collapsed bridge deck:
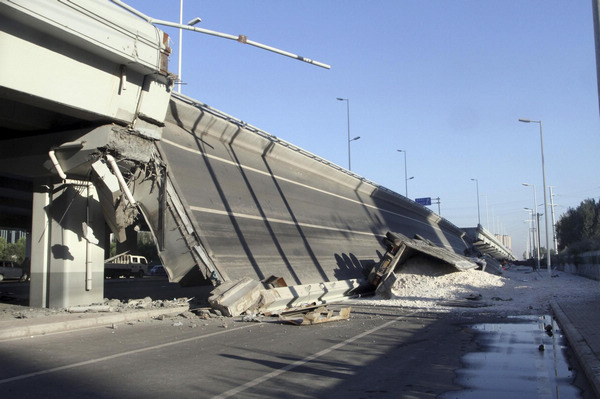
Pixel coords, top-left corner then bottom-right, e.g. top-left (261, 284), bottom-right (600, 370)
top-left (138, 94), bottom-right (470, 286)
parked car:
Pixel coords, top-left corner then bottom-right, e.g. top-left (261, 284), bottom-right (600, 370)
top-left (0, 260), bottom-right (26, 282)
top-left (150, 265), bottom-right (167, 277)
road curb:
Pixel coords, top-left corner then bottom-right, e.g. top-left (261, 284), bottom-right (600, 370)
top-left (551, 301), bottom-right (600, 398)
top-left (0, 305), bottom-right (189, 340)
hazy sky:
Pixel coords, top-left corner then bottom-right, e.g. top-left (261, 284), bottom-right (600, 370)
top-left (122, 0), bottom-right (599, 259)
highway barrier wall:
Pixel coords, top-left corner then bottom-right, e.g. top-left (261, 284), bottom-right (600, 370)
top-left (555, 250), bottom-right (600, 281)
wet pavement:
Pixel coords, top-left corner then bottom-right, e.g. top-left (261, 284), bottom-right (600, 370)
top-left (441, 315), bottom-right (585, 399)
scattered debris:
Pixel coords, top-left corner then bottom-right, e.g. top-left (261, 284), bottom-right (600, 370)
top-left (241, 312), bottom-right (262, 323)
top-left (465, 293), bottom-right (482, 301)
top-left (438, 300), bottom-right (490, 308)
top-left (262, 275), bottom-right (287, 288)
top-left (68, 305), bottom-right (112, 313)
top-left (279, 306), bottom-right (351, 325)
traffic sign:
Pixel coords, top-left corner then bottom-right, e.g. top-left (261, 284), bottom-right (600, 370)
top-left (415, 197), bottom-right (432, 206)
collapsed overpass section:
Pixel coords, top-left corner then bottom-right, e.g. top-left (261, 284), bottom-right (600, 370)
top-left (0, 0), bottom-right (475, 307)
top-left (129, 93), bottom-right (471, 286)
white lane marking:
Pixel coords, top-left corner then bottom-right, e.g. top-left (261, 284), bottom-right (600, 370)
top-left (0, 325), bottom-right (251, 385)
top-left (190, 206), bottom-right (378, 237)
top-left (161, 138), bottom-right (437, 232)
top-left (212, 316), bottom-right (403, 399)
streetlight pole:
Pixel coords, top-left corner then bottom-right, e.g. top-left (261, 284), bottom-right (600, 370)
top-left (549, 186), bottom-right (558, 253)
top-left (524, 208), bottom-right (534, 260)
top-left (337, 98), bottom-right (359, 171)
top-left (523, 183), bottom-right (541, 271)
top-left (397, 150), bottom-right (409, 197)
top-left (482, 194), bottom-right (490, 230)
top-left (519, 118), bottom-right (552, 276)
top-left (471, 178), bottom-right (481, 227)
top-left (178, 0), bottom-right (183, 93)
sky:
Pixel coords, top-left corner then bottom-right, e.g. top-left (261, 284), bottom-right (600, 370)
top-left (121, 0), bottom-right (600, 260)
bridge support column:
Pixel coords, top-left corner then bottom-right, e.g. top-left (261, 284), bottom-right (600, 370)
top-left (30, 181), bottom-right (106, 308)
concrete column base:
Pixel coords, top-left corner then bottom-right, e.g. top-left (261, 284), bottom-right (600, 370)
top-left (30, 181), bottom-right (106, 308)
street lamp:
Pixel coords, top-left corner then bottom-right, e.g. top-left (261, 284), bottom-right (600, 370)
top-left (176, 0), bottom-right (202, 94)
top-left (337, 98), bottom-right (359, 171)
top-left (523, 183), bottom-right (541, 271)
top-left (482, 194), bottom-right (490, 230)
top-left (396, 150), bottom-right (413, 197)
top-left (471, 178), bottom-right (481, 227)
top-left (523, 208), bottom-right (535, 260)
top-left (519, 118), bottom-right (552, 276)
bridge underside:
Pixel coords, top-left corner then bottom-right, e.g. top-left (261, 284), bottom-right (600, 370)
top-left (463, 226), bottom-right (514, 261)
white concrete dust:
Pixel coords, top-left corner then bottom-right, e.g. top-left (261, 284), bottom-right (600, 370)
top-left (352, 256), bottom-right (600, 316)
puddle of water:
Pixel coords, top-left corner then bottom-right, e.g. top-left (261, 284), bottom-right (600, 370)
top-left (441, 315), bottom-right (583, 399)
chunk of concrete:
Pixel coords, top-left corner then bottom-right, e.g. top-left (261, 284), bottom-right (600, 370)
top-left (208, 277), bottom-right (262, 317)
top-left (279, 306), bottom-right (351, 325)
top-left (258, 278), bottom-right (364, 314)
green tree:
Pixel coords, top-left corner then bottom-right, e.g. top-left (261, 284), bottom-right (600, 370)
top-left (9, 237), bottom-right (26, 264)
top-left (0, 236), bottom-right (26, 263)
top-left (0, 237), bottom-right (7, 260)
top-left (137, 231), bottom-right (159, 264)
top-left (556, 198), bottom-right (600, 252)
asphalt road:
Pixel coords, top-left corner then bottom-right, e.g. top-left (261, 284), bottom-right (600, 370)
top-left (0, 302), bottom-right (477, 399)
top-left (0, 279), bottom-right (594, 398)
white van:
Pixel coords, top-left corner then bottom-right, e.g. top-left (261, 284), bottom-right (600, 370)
top-left (104, 253), bottom-right (150, 278)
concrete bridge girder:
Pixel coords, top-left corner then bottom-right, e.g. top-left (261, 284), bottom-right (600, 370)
top-left (0, 0), bottom-right (174, 137)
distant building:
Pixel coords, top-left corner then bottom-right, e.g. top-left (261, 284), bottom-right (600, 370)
top-left (495, 234), bottom-right (512, 251)
top-left (0, 228), bottom-right (27, 244)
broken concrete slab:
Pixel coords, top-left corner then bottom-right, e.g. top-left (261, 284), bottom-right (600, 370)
top-left (258, 278), bottom-right (364, 314)
top-left (208, 277), bottom-right (262, 317)
top-left (279, 306), bottom-right (351, 325)
top-left (399, 234), bottom-right (478, 271)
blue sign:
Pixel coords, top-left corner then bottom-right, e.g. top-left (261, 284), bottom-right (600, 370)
top-left (415, 197), bottom-right (431, 206)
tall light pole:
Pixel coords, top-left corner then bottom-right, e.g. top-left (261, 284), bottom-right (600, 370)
top-left (337, 98), bottom-right (359, 171)
top-left (522, 183), bottom-right (539, 269)
top-left (524, 208), bottom-right (534, 260)
top-left (519, 118), bottom-right (551, 276)
top-left (549, 186), bottom-right (558, 252)
top-left (175, 0), bottom-right (202, 94)
top-left (471, 178), bottom-right (481, 227)
top-left (178, 0), bottom-right (183, 93)
top-left (396, 150), bottom-right (412, 197)
top-left (482, 194), bottom-right (490, 229)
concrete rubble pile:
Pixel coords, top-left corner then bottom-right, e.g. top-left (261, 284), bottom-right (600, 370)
top-left (206, 231), bottom-right (483, 319)
top-left (41, 232), bottom-right (486, 324)
top-left (367, 232), bottom-right (480, 299)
